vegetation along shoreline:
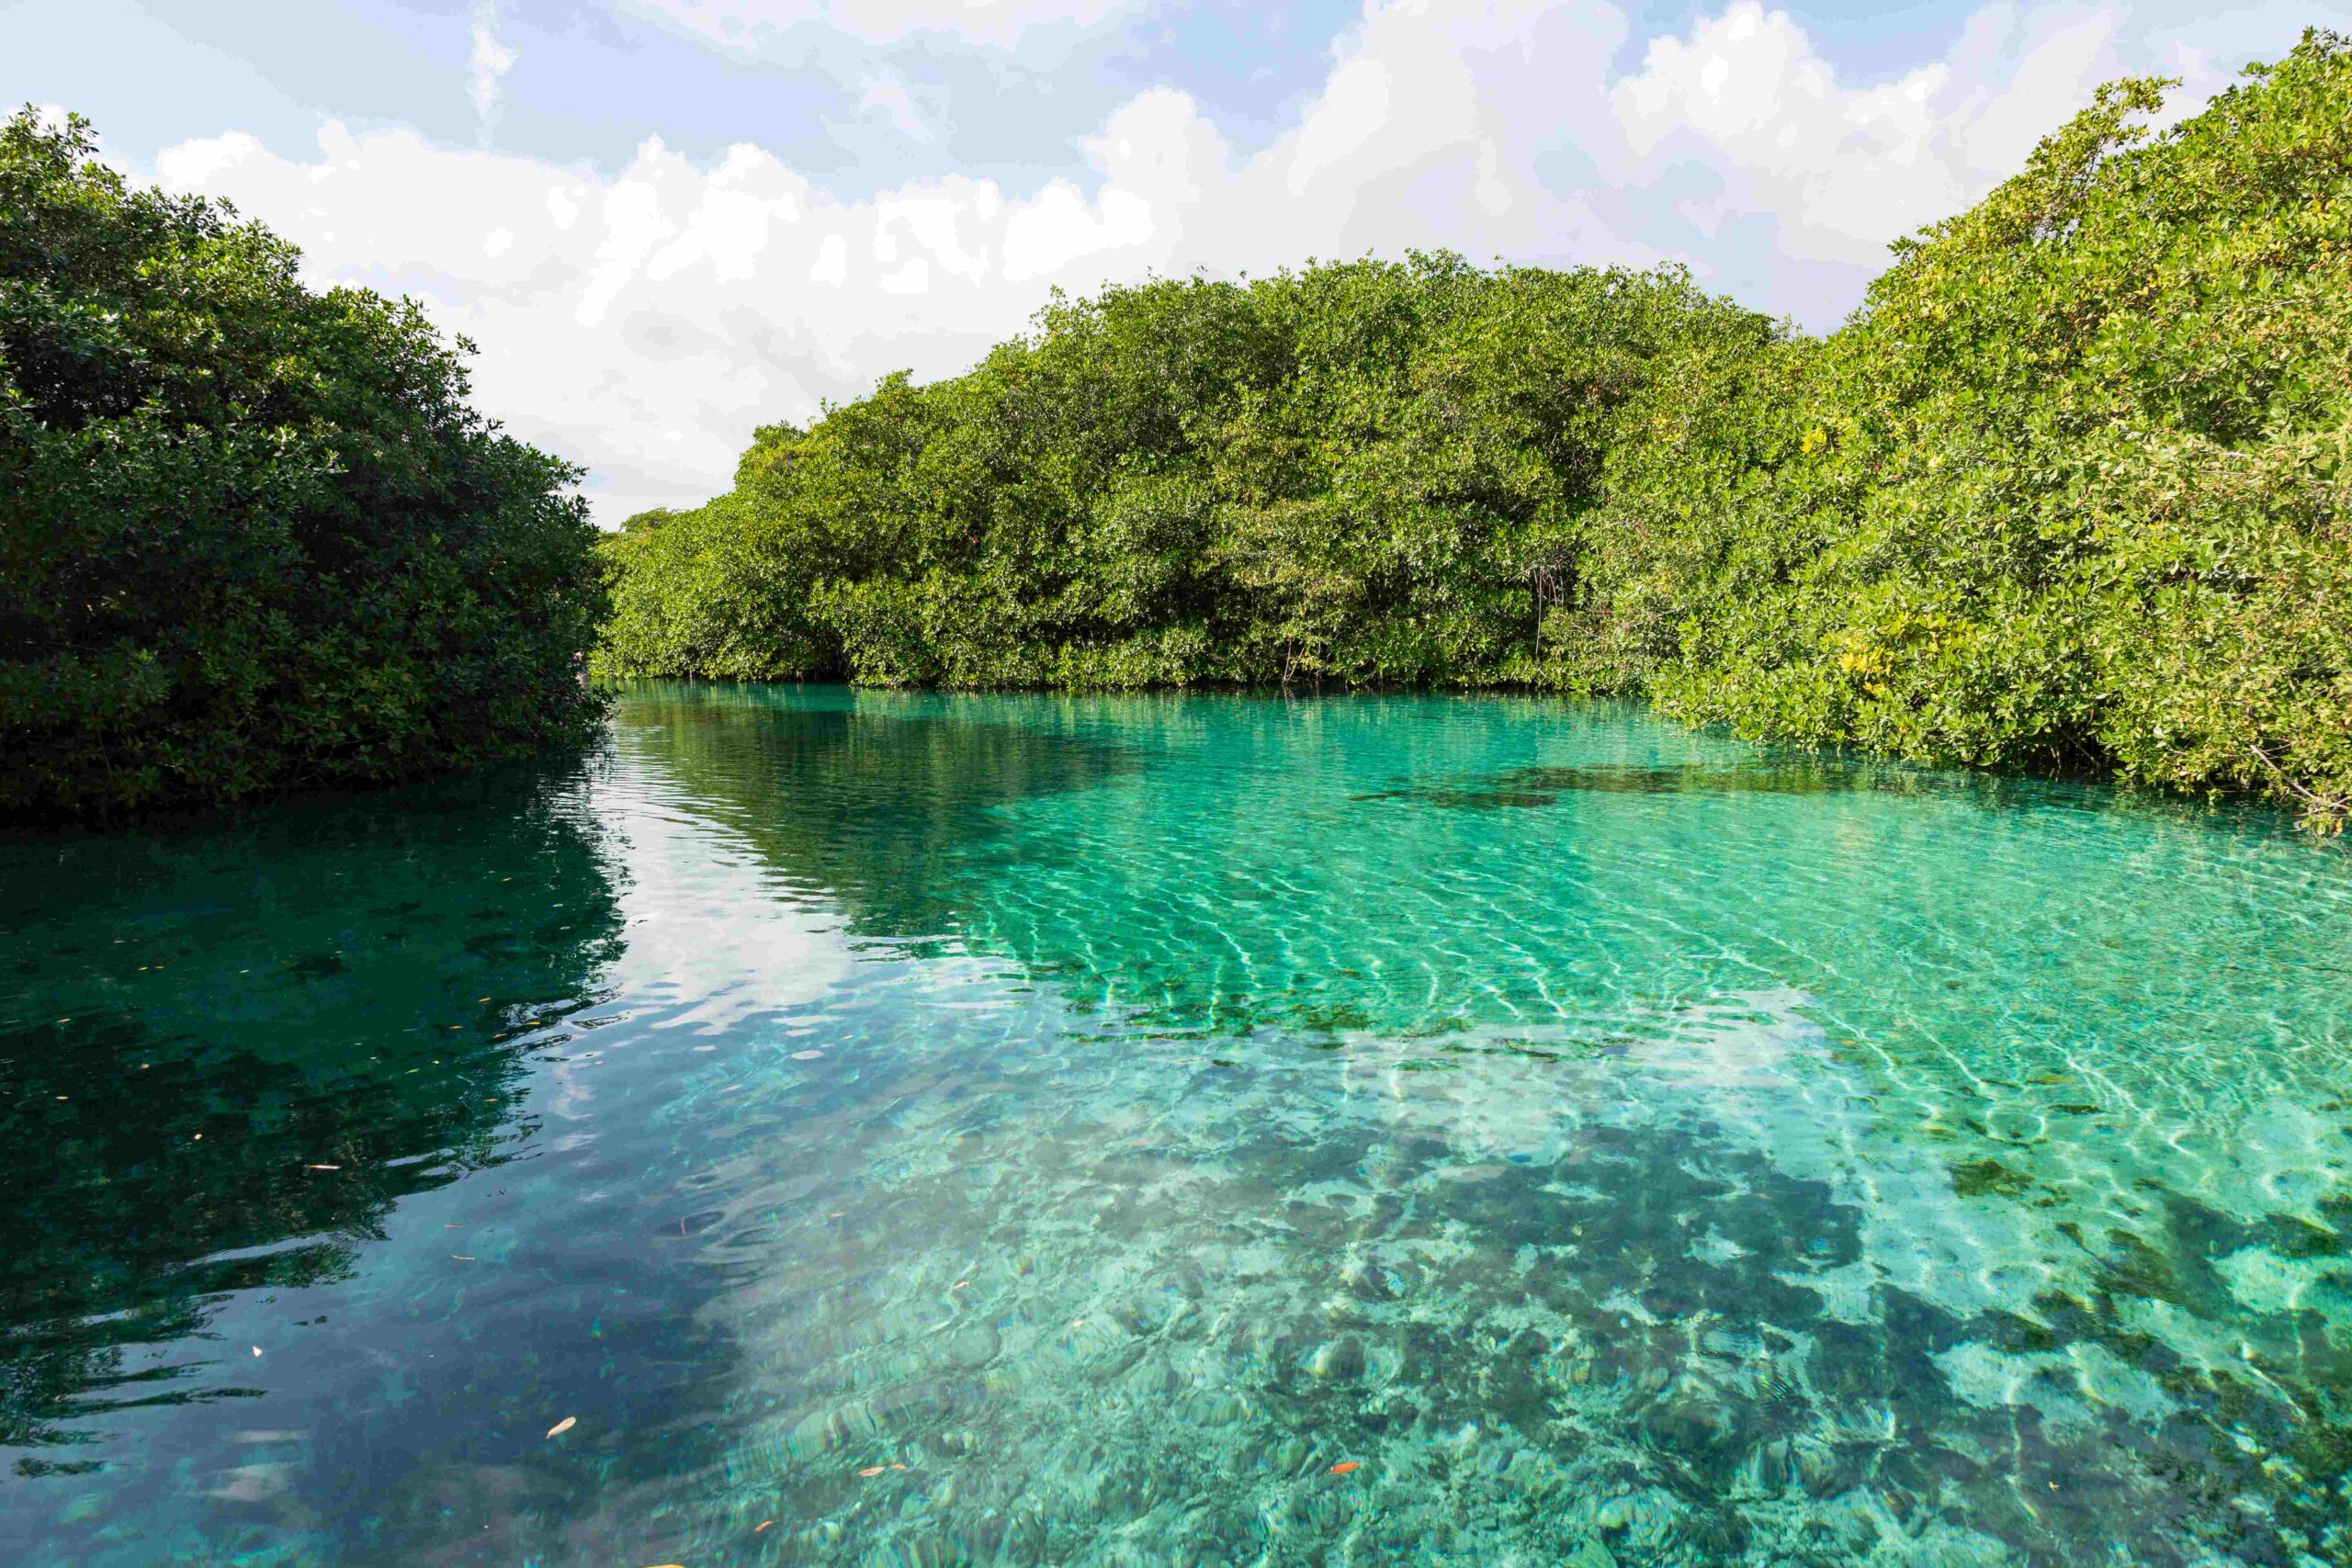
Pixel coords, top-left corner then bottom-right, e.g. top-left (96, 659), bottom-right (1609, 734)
top-left (6, 32), bottom-right (2348, 828)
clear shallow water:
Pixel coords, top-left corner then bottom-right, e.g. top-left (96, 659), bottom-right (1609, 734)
top-left (5, 686), bottom-right (2351, 1568)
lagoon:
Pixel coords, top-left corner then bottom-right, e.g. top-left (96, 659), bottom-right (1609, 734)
top-left (5, 684), bottom-right (2350, 1566)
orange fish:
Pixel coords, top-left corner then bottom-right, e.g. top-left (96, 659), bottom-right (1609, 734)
top-left (1329, 1461), bottom-right (1362, 1475)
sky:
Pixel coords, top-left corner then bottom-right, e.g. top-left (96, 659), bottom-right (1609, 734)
top-left (4, 0), bottom-right (2345, 521)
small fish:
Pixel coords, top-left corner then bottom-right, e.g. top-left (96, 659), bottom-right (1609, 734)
top-left (857, 1465), bottom-right (886, 1477)
top-left (547, 1416), bottom-right (577, 1438)
top-left (450, 1255), bottom-right (476, 1261)
top-left (251, 1347), bottom-right (263, 1358)
top-left (792, 1049), bottom-right (824, 1060)
top-left (306, 1164), bottom-right (340, 1171)
top-left (1329, 1461), bottom-right (1362, 1475)
top-left (753, 1520), bottom-right (775, 1533)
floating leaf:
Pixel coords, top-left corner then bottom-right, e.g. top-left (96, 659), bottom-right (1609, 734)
top-left (547, 1416), bottom-right (576, 1438)
top-left (1329, 1461), bottom-right (1361, 1475)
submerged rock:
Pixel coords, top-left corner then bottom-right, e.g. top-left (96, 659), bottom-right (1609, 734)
top-left (1310, 1337), bottom-right (1366, 1382)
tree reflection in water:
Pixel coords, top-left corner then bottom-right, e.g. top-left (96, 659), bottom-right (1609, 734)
top-left (0, 761), bottom-right (623, 1467)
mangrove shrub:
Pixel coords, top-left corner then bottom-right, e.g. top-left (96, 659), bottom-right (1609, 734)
top-left (1, 110), bottom-right (607, 821)
top-left (1615, 34), bottom-right (2352, 827)
top-left (598, 258), bottom-right (1778, 690)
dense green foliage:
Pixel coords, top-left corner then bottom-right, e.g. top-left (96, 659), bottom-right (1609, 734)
top-left (1618, 36), bottom-right (2352, 829)
top-left (601, 34), bottom-right (2351, 826)
top-left (2, 111), bottom-right (607, 821)
top-left (600, 261), bottom-right (1776, 691)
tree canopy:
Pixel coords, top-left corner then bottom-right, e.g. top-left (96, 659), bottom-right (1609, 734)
top-left (599, 255), bottom-right (1778, 691)
top-left (1, 110), bottom-right (607, 821)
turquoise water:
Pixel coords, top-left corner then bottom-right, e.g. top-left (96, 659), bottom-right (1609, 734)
top-left (6, 684), bottom-right (2352, 1567)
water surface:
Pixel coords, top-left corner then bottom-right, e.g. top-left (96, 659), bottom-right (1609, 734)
top-left (6, 685), bottom-right (2351, 1567)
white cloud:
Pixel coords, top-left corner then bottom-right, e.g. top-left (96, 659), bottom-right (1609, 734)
top-left (633, 0), bottom-right (1133, 51)
top-left (1284, 58), bottom-right (1392, 197)
top-left (469, 2), bottom-right (519, 136)
top-left (1611, 1), bottom-right (2131, 266)
top-left (809, 232), bottom-right (849, 283)
top-left (141, 0), bottom-right (2345, 521)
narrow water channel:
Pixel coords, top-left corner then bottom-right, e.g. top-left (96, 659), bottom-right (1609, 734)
top-left (5, 684), bottom-right (2348, 1567)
